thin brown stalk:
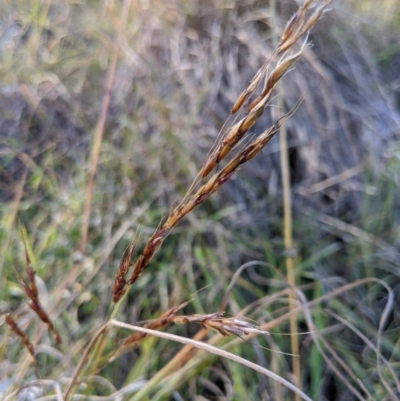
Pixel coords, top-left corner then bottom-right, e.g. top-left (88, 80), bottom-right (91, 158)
top-left (281, 67), bottom-right (302, 401)
top-left (271, 0), bottom-right (301, 396)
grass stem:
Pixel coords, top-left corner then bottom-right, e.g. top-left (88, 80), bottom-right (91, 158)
top-left (271, 0), bottom-right (301, 397)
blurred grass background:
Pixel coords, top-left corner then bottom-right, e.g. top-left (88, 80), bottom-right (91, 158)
top-left (0, 0), bottom-right (399, 400)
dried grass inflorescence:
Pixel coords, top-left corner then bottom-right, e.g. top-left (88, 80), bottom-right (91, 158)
top-left (112, 0), bottom-right (330, 303)
top-left (171, 313), bottom-right (269, 338)
top-left (4, 313), bottom-right (35, 360)
top-left (118, 305), bottom-right (267, 352)
top-left (120, 302), bottom-right (188, 347)
top-left (20, 246), bottom-right (62, 344)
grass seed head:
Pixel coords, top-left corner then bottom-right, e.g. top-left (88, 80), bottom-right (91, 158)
top-left (279, 8), bottom-right (307, 50)
top-left (4, 313), bottom-right (36, 360)
top-left (113, 243), bottom-right (135, 302)
top-left (121, 302), bottom-right (188, 347)
top-left (20, 244), bottom-right (62, 344)
top-left (172, 313), bottom-right (269, 337)
top-left (300, 1), bottom-right (330, 36)
top-left (115, 0), bottom-right (329, 303)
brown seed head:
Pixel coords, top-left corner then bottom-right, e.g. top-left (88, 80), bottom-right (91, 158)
top-left (112, 243), bottom-right (135, 302)
top-left (121, 302), bottom-right (188, 347)
top-left (300, 1), bottom-right (330, 36)
top-left (171, 312), bottom-right (269, 338)
top-left (4, 313), bottom-right (36, 359)
top-left (230, 67), bottom-right (265, 114)
top-left (303, 0), bottom-right (315, 9)
top-left (19, 245), bottom-right (62, 344)
top-left (279, 8), bottom-right (306, 49)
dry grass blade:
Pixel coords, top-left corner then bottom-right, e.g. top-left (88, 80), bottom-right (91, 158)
top-left (109, 320), bottom-right (313, 401)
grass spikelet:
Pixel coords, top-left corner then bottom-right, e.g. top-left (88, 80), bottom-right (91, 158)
top-left (112, 243), bottom-right (135, 302)
top-left (271, 48), bottom-right (304, 85)
top-left (230, 66), bottom-right (267, 115)
top-left (19, 248), bottom-right (39, 304)
top-left (127, 227), bottom-right (167, 285)
top-left (20, 245), bottom-right (61, 344)
top-left (201, 1), bottom-right (329, 179)
top-left (300, 1), bottom-right (330, 36)
top-left (121, 302), bottom-right (188, 348)
top-left (303, 0), bottom-right (314, 8)
top-left (280, 8), bottom-right (307, 49)
top-left (171, 313), bottom-right (269, 337)
top-left (4, 313), bottom-right (35, 361)
top-left (279, 0), bottom-right (330, 53)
